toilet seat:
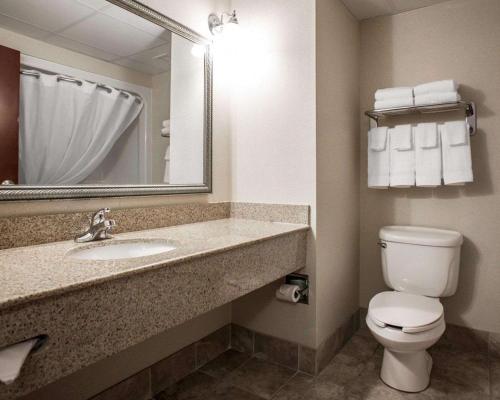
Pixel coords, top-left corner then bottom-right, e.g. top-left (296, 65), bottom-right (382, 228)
top-left (368, 291), bottom-right (443, 333)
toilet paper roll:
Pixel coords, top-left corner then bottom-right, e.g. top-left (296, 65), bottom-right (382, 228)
top-left (276, 284), bottom-right (301, 303)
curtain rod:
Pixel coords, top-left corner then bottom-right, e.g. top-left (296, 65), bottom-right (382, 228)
top-left (20, 69), bottom-right (143, 104)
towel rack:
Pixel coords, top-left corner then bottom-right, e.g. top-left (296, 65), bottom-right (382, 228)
top-left (365, 101), bottom-right (476, 136)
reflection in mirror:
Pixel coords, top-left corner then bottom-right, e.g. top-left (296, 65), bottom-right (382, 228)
top-left (0, 0), bottom-right (208, 188)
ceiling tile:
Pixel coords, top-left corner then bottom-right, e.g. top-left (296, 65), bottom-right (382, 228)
top-left (341, 0), bottom-right (392, 20)
top-left (0, 0), bottom-right (95, 32)
top-left (114, 58), bottom-right (167, 75)
top-left (390, 0), bottom-right (451, 13)
top-left (100, 4), bottom-right (172, 41)
top-left (0, 13), bottom-right (51, 40)
top-left (58, 13), bottom-right (166, 57)
top-left (75, 0), bottom-right (109, 11)
top-left (45, 34), bottom-right (119, 61)
top-left (128, 43), bottom-right (171, 70)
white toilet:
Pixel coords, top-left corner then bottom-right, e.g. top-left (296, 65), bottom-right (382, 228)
top-left (366, 225), bottom-right (463, 393)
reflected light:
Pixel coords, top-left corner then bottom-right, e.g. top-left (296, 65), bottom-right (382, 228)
top-left (191, 44), bottom-right (205, 58)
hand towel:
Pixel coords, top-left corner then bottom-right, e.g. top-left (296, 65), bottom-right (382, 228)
top-left (375, 87), bottom-right (413, 101)
top-left (389, 125), bottom-right (415, 187)
top-left (414, 80), bottom-right (459, 96)
top-left (415, 123), bottom-right (442, 187)
top-left (368, 127), bottom-right (390, 189)
top-left (441, 121), bottom-right (473, 185)
top-left (374, 97), bottom-right (414, 110)
top-left (163, 144), bottom-right (170, 183)
top-left (0, 338), bottom-right (38, 384)
top-left (414, 92), bottom-right (461, 106)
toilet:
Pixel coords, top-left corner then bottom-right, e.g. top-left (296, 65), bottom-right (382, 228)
top-left (366, 225), bottom-right (463, 393)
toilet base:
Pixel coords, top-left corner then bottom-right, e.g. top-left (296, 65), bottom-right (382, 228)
top-left (380, 348), bottom-right (433, 393)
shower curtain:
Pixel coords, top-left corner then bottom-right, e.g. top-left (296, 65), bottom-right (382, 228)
top-left (19, 71), bottom-right (143, 185)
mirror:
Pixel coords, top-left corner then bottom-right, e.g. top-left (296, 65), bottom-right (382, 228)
top-left (0, 0), bottom-right (212, 200)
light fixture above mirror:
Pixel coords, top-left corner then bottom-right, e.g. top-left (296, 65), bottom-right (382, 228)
top-left (208, 10), bottom-right (239, 36)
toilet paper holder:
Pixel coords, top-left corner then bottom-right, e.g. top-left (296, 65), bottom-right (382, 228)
top-left (285, 273), bottom-right (309, 304)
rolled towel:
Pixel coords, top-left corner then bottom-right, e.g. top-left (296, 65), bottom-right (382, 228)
top-left (441, 121), bottom-right (473, 185)
top-left (389, 125), bottom-right (415, 187)
top-left (414, 92), bottom-right (461, 106)
top-left (374, 97), bottom-right (414, 110)
top-left (414, 80), bottom-right (458, 96)
top-left (368, 127), bottom-right (390, 189)
top-left (415, 123), bottom-right (442, 187)
top-left (375, 87), bottom-right (413, 101)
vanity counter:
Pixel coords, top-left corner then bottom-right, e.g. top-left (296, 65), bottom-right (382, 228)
top-left (0, 217), bottom-right (308, 400)
top-left (0, 218), bottom-right (308, 310)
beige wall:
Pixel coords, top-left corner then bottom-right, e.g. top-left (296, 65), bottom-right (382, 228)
top-left (229, 0), bottom-right (317, 348)
top-left (359, 0), bottom-right (500, 333)
top-left (315, 0), bottom-right (360, 346)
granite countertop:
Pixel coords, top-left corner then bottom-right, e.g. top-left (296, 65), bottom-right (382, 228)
top-left (0, 218), bottom-right (309, 310)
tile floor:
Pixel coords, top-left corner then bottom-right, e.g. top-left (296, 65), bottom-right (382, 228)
top-left (154, 327), bottom-right (499, 400)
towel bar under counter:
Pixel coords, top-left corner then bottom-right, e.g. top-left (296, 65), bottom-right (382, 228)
top-left (365, 101), bottom-right (476, 136)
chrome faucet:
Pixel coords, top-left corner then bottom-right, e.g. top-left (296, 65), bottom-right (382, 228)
top-left (75, 208), bottom-right (116, 243)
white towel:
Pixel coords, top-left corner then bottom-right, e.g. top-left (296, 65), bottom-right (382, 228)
top-left (162, 119), bottom-right (170, 128)
top-left (414, 80), bottom-right (458, 96)
top-left (163, 144), bottom-right (170, 183)
top-left (374, 97), bottom-right (414, 110)
top-left (368, 127), bottom-right (390, 189)
top-left (375, 87), bottom-right (413, 101)
top-left (415, 123), bottom-right (442, 187)
top-left (414, 92), bottom-right (461, 106)
top-left (441, 121), bottom-right (473, 185)
top-left (389, 125), bottom-right (415, 187)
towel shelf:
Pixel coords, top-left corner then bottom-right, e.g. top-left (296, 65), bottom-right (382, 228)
top-left (365, 101), bottom-right (476, 136)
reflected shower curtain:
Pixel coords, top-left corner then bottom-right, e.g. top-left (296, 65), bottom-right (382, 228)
top-left (19, 72), bottom-right (143, 185)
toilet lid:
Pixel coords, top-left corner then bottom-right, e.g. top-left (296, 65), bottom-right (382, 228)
top-left (368, 291), bottom-right (443, 332)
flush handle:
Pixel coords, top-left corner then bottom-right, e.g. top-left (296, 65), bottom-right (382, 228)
top-left (377, 240), bottom-right (387, 248)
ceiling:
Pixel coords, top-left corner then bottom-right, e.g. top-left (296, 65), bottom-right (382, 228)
top-left (341, 0), bottom-right (452, 20)
top-left (0, 0), bottom-right (172, 75)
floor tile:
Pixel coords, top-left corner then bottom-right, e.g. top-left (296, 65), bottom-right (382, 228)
top-left (232, 324), bottom-right (254, 354)
top-left (200, 349), bottom-right (251, 379)
top-left (154, 371), bottom-right (263, 400)
top-left (223, 357), bottom-right (296, 399)
top-left (151, 345), bottom-right (196, 394)
top-left (254, 332), bottom-right (298, 369)
top-left (429, 347), bottom-right (490, 394)
top-left (492, 359), bottom-right (500, 399)
top-left (196, 325), bottom-right (231, 368)
top-left (272, 372), bottom-right (347, 400)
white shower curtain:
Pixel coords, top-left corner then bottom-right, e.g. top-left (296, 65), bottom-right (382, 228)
top-left (19, 71), bottom-right (144, 185)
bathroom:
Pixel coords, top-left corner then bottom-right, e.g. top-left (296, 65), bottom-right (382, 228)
top-left (0, 0), bottom-right (498, 399)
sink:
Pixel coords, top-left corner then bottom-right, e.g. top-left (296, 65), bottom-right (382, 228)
top-left (67, 239), bottom-right (176, 261)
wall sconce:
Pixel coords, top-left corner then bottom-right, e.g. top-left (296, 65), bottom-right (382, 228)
top-left (208, 10), bottom-right (239, 36)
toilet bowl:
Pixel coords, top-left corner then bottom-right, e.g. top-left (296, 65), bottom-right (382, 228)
top-left (366, 291), bottom-right (446, 392)
top-left (368, 225), bottom-right (463, 393)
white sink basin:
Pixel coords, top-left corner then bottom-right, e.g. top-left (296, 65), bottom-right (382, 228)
top-left (67, 239), bottom-right (176, 261)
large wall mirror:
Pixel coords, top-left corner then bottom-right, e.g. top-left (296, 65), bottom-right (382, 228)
top-left (0, 0), bottom-right (212, 200)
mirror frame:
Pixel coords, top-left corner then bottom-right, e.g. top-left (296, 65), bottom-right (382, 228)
top-left (0, 0), bottom-right (213, 200)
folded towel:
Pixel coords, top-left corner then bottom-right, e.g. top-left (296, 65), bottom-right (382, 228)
top-left (161, 127), bottom-right (170, 137)
top-left (368, 127), bottom-right (390, 189)
top-left (415, 123), bottom-right (442, 187)
top-left (375, 87), bottom-right (413, 101)
top-left (414, 92), bottom-right (461, 106)
top-left (369, 126), bottom-right (388, 151)
top-left (414, 80), bottom-right (458, 96)
top-left (374, 97), bottom-right (414, 110)
top-left (162, 119), bottom-right (170, 128)
top-left (391, 124), bottom-right (413, 150)
top-left (389, 125), bottom-right (415, 187)
top-left (441, 121), bottom-right (473, 185)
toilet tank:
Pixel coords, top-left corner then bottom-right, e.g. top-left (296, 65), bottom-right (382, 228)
top-left (379, 226), bottom-right (463, 297)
